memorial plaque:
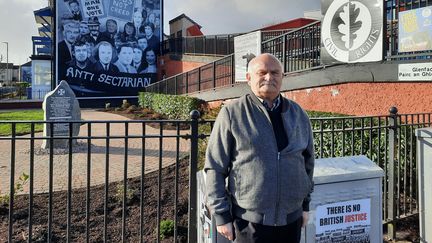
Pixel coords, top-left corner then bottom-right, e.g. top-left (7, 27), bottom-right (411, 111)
top-left (42, 80), bottom-right (81, 149)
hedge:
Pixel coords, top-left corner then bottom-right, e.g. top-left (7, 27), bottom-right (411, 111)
top-left (138, 92), bottom-right (203, 119)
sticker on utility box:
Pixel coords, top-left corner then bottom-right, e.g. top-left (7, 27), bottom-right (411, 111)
top-left (315, 198), bottom-right (371, 243)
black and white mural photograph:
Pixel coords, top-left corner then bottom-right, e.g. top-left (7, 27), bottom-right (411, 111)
top-left (56, 0), bottom-right (161, 97)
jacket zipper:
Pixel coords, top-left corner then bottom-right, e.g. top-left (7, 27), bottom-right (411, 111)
top-left (275, 152), bottom-right (281, 225)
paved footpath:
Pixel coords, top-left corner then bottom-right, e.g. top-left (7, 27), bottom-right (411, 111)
top-left (0, 110), bottom-right (190, 194)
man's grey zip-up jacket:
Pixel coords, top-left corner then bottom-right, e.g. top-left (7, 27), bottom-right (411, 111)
top-left (204, 93), bottom-right (315, 226)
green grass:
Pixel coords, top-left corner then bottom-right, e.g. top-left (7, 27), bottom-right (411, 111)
top-left (0, 110), bottom-right (44, 136)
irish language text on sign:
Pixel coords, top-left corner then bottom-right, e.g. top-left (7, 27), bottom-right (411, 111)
top-left (398, 63), bottom-right (432, 81)
top-left (315, 198), bottom-right (371, 243)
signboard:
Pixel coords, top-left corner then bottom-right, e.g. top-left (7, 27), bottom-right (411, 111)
top-left (315, 198), bottom-right (371, 242)
top-left (320, 0), bottom-right (383, 64)
top-left (398, 63), bottom-right (432, 81)
top-left (21, 66), bottom-right (32, 83)
top-left (82, 0), bottom-right (105, 18)
top-left (108, 0), bottom-right (134, 19)
top-left (234, 31), bottom-right (261, 82)
top-left (398, 6), bottom-right (432, 53)
top-left (56, 0), bottom-right (162, 97)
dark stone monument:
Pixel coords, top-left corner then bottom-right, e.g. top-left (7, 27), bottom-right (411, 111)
top-left (41, 81), bottom-right (81, 149)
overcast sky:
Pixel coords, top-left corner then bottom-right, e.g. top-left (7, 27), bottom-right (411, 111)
top-left (0, 0), bottom-right (320, 65)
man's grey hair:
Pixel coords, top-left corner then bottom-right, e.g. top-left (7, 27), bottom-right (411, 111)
top-left (246, 53), bottom-right (283, 73)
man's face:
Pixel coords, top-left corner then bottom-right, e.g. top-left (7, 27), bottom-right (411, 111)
top-left (133, 11), bottom-right (143, 27)
top-left (148, 13), bottom-right (155, 24)
top-left (137, 38), bottom-right (148, 50)
top-left (98, 44), bottom-right (112, 65)
top-left (89, 24), bottom-right (99, 36)
top-left (64, 26), bottom-right (80, 44)
top-left (74, 45), bottom-right (88, 62)
top-left (69, 2), bottom-right (79, 13)
top-left (79, 23), bottom-right (89, 35)
top-left (118, 47), bottom-right (134, 65)
top-left (133, 48), bottom-right (143, 63)
top-left (246, 54), bottom-right (283, 101)
top-left (144, 26), bottom-right (153, 37)
top-left (125, 24), bottom-right (134, 35)
top-left (146, 50), bottom-right (156, 65)
top-left (106, 20), bottom-right (117, 33)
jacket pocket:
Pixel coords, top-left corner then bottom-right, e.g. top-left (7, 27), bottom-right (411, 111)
top-left (279, 153), bottom-right (312, 205)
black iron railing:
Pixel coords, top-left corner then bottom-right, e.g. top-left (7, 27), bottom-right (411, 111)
top-left (385, 0), bottom-right (432, 60)
top-left (0, 113), bottom-right (201, 243)
top-left (146, 54), bottom-right (235, 95)
top-left (151, 1), bottom-right (432, 96)
top-left (0, 87), bottom-right (50, 100)
top-left (162, 35), bottom-right (241, 56)
top-left (1, 108), bottom-right (430, 241)
top-left (261, 21), bottom-right (321, 73)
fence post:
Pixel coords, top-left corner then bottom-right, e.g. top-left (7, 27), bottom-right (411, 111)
top-left (282, 35), bottom-right (287, 73)
top-left (231, 55), bottom-right (235, 84)
top-left (388, 106), bottom-right (398, 240)
top-left (188, 110), bottom-right (200, 243)
top-left (198, 67), bottom-right (201, 92)
top-left (186, 74), bottom-right (189, 94)
top-left (213, 62), bottom-right (217, 89)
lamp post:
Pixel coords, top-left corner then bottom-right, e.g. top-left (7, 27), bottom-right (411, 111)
top-left (2, 42), bottom-right (8, 82)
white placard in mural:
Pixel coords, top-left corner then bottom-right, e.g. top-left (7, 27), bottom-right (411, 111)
top-left (315, 198), bottom-right (371, 242)
top-left (234, 31), bottom-right (261, 82)
top-left (320, 0), bottom-right (383, 64)
top-left (398, 63), bottom-right (432, 81)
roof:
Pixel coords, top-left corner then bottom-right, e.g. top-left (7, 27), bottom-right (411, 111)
top-left (34, 7), bottom-right (52, 25)
top-left (186, 25), bottom-right (204, 36)
top-left (0, 63), bottom-right (15, 69)
top-left (258, 18), bottom-right (318, 31)
top-left (169, 13), bottom-right (202, 28)
top-left (21, 61), bottom-right (32, 67)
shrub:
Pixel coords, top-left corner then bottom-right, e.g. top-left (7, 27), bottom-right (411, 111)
top-left (0, 172), bottom-right (29, 205)
top-left (138, 92), bottom-right (203, 119)
top-left (159, 219), bottom-right (174, 240)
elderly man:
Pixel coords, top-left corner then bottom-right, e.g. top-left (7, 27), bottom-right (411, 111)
top-left (205, 53), bottom-right (315, 243)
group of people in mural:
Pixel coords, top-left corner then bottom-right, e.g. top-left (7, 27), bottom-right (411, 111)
top-left (57, 0), bottom-right (161, 96)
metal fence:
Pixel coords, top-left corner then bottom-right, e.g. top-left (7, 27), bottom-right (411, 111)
top-left (261, 21), bottom-right (321, 73)
top-left (162, 35), bottom-right (240, 56)
top-left (385, 0), bottom-right (432, 60)
top-left (162, 30), bottom-right (293, 56)
top-left (1, 108), bottom-right (431, 242)
top-left (146, 54), bottom-right (235, 95)
top-left (0, 114), bottom-right (201, 243)
top-left (0, 87), bottom-right (50, 100)
top-left (151, 0), bottom-right (432, 95)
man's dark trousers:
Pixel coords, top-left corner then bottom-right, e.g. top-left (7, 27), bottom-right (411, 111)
top-left (233, 215), bottom-right (303, 243)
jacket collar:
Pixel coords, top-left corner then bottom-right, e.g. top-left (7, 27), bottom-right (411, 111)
top-left (249, 92), bottom-right (289, 114)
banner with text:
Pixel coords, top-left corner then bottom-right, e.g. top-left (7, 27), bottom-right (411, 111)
top-left (234, 31), bottom-right (261, 82)
top-left (320, 0), bottom-right (383, 64)
top-left (398, 62), bottom-right (432, 81)
top-left (399, 6), bottom-right (432, 53)
top-left (56, 0), bottom-right (162, 97)
top-left (315, 198), bottom-right (371, 243)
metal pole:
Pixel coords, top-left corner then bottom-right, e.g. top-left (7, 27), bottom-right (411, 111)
top-left (388, 106), bottom-right (398, 240)
top-left (188, 110), bottom-right (200, 243)
top-left (2, 42), bottom-right (8, 82)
